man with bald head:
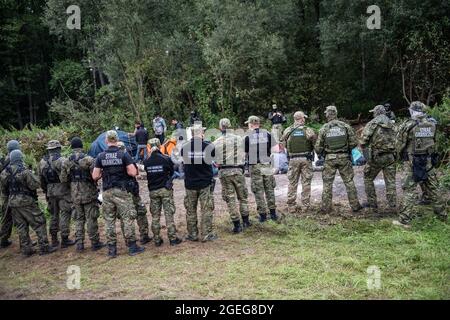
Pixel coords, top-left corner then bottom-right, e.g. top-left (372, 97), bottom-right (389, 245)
top-left (280, 111), bottom-right (317, 214)
top-left (361, 105), bottom-right (397, 212)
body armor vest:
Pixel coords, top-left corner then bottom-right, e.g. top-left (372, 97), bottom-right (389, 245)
top-left (413, 120), bottom-right (436, 155)
top-left (7, 166), bottom-right (37, 198)
top-left (287, 127), bottom-right (313, 155)
top-left (69, 153), bottom-right (93, 183)
top-left (99, 149), bottom-right (129, 191)
top-left (44, 154), bottom-right (61, 184)
top-left (325, 124), bottom-right (348, 152)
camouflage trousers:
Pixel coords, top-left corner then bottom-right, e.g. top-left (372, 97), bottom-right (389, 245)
top-left (120, 195), bottom-right (149, 240)
top-left (287, 157), bottom-right (313, 208)
top-left (322, 155), bottom-right (360, 211)
top-left (73, 201), bottom-right (100, 244)
top-left (150, 188), bottom-right (178, 241)
top-left (10, 203), bottom-right (49, 255)
top-left (364, 153), bottom-right (397, 208)
top-left (102, 188), bottom-right (137, 246)
top-left (272, 124), bottom-right (283, 143)
top-left (399, 164), bottom-right (446, 224)
top-left (0, 203), bottom-right (13, 242)
top-left (219, 171), bottom-right (249, 222)
top-left (184, 186), bottom-right (214, 240)
top-left (47, 195), bottom-right (72, 238)
top-left (249, 163), bottom-right (276, 214)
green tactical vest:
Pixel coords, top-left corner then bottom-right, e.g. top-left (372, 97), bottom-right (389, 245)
top-left (325, 124), bottom-right (348, 152)
top-left (413, 120), bottom-right (436, 155)
top-left (287, 127), bottom-right (312, 155)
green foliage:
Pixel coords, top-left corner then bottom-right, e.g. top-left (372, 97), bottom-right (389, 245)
top-left (49, 60), bottom-right (89, 99)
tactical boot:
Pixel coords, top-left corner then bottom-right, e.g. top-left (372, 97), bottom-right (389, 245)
top-left (242, 216), bottom-right (252, 229)
top-left (39, 245), bottom-right (57, 256)
top-left (270, 209), bottom-right (279, 221)
top-left (186, 235), bottom-right (199, 242)
top-left (392, 220), bottom-right (411, 229)
top-left (128, 241), bottom-right (145, 256)
top-left (108, 244), bottom-right (117, 258)
top-left (61, 237), bottom-right (76, 248)
top-left (259, 213), bottom-right (267, 223)
top-left (352, 205), bottom-right (363, 213)
top-left (232, 220), bottom-right (243, 234)
top-left (140, 234), bottom-right (152, 245)
top-left (154, 238), bottom-right (164, 247)
top-left (91, 241), bottom-right (106, 252)
top-left (202, 233), bottom-right (218, 242)
top-left (23, 248), bottom-right (36, 257)
top-left (51, 234), bottom-right (59, 248)
top-left (0, 239), bottom-right (12, 249)
top-left (76, 242), bottom-right (85, 252)
top-left (169, 238), bottom-right (183, 246)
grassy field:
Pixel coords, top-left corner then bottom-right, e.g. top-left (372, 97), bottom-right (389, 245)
top-left (0, 210), bottom-right (448, 300)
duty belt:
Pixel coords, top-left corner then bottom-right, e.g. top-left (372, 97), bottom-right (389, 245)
top-left (220, 165), bottom-right (244, 170)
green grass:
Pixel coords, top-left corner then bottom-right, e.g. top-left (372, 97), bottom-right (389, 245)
top-left (0, 214), bottom-right (449, 300)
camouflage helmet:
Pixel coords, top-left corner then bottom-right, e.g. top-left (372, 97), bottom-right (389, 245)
top-left (148, 138), bottom-right (161, 148)
top-left (47, 140), bottom-right (62, 150)
top-left (410, 101), bottom-right (426, 112)
top-left (369, 105), bottom-right (386, 115)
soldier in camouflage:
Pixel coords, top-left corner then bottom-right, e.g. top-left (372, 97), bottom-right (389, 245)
top-left (0, 140), bottom-right (21, 248)
top-left (394, 101), bottom-right (447, 227)
top-left (245, 116), bottom-right (278, 222)
top-left (361, 105), bottom-right (397, 212)
top-left (144, 138), bottom-right (182, 246)
top-left (38, 140), bottom-right (75, 248)
top-left (213, 118), bottom-right (251, 233)
top-left (181, 124), bottom-right (217, 242)
top-left (60, 137), bottom-right (105, 252)
top-left (117, 141), bottom-right (151, 245)
top-left (315, 106), bottom-right (362, 213)
top-left (280, 111), bottom-right (317, 214)
top-left (92, 131), bottom-right (145, 257)
top-left (0, 150), bottom-right (57, 257)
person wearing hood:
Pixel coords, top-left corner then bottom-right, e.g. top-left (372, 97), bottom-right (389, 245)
top-left (60, 137), bottom-right (105, 252)
top-left (0, 150), bottom-right (57, 257)
top-left (394, 101), bottom-right (447, 227)
top-left (0, 140), bottom-right (21, 248)
top-left (361, 105), bottom-right (397, 212)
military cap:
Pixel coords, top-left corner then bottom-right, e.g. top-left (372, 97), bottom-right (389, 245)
top-left (245, 116), bottom-right (261, 125)
top-left (148, 138), bottom-right (161, 148)
top-left (106, 130), bottom-right (119, 142)
top-left (369, 105), bottom-right (386, 114)
top-left (294, 111), bottom-right (308, 120)
top-left (410, 101), bottom-right (425, 112)
top-left (219, 118), bottom-right (231, 129)
top-left (324, 106), bottom-right (338, 114)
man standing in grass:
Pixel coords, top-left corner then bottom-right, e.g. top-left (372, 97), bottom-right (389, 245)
top-left (280, 111), bottom-right (316, 214)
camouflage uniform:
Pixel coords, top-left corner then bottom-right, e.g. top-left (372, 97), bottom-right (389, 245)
top-left (120, 194), bottom-right (149, 241)
top-left (361, 106), bottom-right (397, 209)
top-left (0, 154), bottom-right (13, 246)
top-left (150, 188), bottom-right (178, 241)
top-left (280, 117), bottom-right (316, 211)
top-left (0, 162), bottom-right (53, 256)
top-left (60, 149), bottom-right (101, 245)
top-left (213, 130), bottom-right (249, 222)
top-left (184, 187), bottom-right (214, 240)
top-left (102, 188), bottom-right (137, 245)
top-left (396, 102), bottom-right (446, 224)
top-left (38, 148), bottom-right (73, 242)
top-left (315, 106), bottom-right (362, 212)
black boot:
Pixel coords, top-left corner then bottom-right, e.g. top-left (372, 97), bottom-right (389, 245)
top-left (23, 248), bottom-right (36, 257)
top-left (169, 238), bottom-right (183, 246)
top-left (154, 238), bottom-right (164, 247)
top-left (76, 242), bottom-right (85, 252)
top-left (51, 234), bottom-right (59, 248)
top-left (259, 213), bottom-right (267, 223)
top-left (91, 240), bottom-right (106, 252)
top-left (242, 216), bottom-right (252, 229)
top-left (61, 236), bottom-right (76, 248)
top-left (270, 209), bottom-right (278, 221)
top-left (0, 239), bottom-right (12, 249)
top-left (352, 205), bottom-right (363, 213)
top-left (128, 241), bottom-right (145, 256)
top-left (39, 245), bottom-right (57, 256)
top-left (232, 220), bottom-right (243, 234)
top-left (108, 244), bottom-right (117, 258)
top-left (140, 234), bottom-right (152, 245)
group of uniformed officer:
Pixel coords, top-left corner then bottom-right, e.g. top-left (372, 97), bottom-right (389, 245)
top-left (0, 101), bottom-right (447, 258)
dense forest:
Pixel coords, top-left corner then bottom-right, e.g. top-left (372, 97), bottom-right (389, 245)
top-left (1, 0), bottom-right (449, 135)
